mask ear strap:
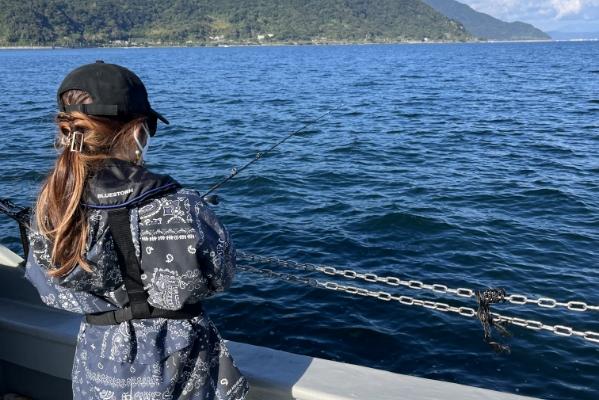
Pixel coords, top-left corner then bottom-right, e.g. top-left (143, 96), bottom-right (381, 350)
top-left (141, 121), bottom-right (150, 137)
top-left (134, 123), bottom-right (151, 165)
top-left (133, 130), bottom-right (144, 151)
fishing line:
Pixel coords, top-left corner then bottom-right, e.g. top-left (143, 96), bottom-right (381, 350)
top-left (201, 105), bottom-right (342, 205)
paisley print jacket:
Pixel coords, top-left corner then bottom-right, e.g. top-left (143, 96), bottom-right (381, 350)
top-left (24, 158), bottom-right (250, 400)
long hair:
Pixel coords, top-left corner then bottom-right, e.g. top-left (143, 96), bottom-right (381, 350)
top-left (35, 89), bottom-right (148, 277)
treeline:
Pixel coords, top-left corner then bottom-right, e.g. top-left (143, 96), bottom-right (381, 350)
top-left (0, 0), bottom-right (472, 46)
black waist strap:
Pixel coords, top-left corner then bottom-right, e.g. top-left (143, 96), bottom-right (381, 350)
top-left (85, 302), bottom-right (205, 325)
top-left (85, 208), bottom-right (203, 325)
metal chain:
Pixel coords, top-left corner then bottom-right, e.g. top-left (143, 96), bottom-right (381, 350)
top-left (238, 263), bottom-right (599, 345)
top-left (238, 264), bottom-right (479, 318)
top-left (502, 294), bottom-right (599, 312)
top-left (238, 264), bottom-right (321, 288)
top-left (238, 251), bottom-right (599, 313)
top-left (491, 313), bottom-right (599, 344)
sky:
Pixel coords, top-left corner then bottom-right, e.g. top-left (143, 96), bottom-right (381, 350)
top-left (459, 0), bottom-right (599, 32)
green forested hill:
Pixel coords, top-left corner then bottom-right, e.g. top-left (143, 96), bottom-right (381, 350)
top-left (422, 0), bottom-right (549, 40)
top-left (0, 0), bottom-right (472, 46)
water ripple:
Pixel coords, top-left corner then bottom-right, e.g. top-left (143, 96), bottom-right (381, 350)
top-left (1, 42), bottom-right (598, 400)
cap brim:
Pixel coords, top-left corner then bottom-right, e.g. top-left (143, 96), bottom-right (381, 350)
top-left (151, 109), bottom-right (169, 125)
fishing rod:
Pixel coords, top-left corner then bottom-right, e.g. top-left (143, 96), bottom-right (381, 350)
top-left (0, 198), bottom-right (31, 258)
top-left (0, 105), bottom-right (339, 249)
top-left (0, 198), bottom-right (30, 228)
top-left (201, 106), bottom-right (339, 205)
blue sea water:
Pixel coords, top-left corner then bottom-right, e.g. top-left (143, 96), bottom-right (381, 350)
top-left (0, 42), bottom-right (598, 399)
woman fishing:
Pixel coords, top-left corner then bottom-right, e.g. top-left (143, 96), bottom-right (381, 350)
top-left (24, 61), bottom-right (250, 400)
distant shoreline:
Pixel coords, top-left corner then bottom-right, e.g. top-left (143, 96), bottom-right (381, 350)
top-left (2, 41), bottom-right (468, 50)
top-left (1, 38), bottom-right (597, 50)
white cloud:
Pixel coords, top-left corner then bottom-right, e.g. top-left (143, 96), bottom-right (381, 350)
top-left (552, 0), bottom-right (582, 18)
top-left (460, 0), bottom-right (599, 30)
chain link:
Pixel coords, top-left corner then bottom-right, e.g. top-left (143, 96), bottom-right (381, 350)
top-left (238, 263), bottom-right (599, 345)
top-left (238, 251), bottom-right (599, 314)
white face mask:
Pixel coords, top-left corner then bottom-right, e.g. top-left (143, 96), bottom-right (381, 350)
top-left (134, 122), bottom-right (151, 165)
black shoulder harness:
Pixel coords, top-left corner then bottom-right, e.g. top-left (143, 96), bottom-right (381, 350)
top-left (85, 208), bottom-right (204, 325)
top-left (84, 160), bottom-right (203, 325)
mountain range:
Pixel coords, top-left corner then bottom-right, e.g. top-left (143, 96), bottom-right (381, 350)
top-left (0, 0), bottom-right (471, 46)
top-left (423, 0), bottom-right (550, 41)
top-left (0, 0), bottom-right (549, 47)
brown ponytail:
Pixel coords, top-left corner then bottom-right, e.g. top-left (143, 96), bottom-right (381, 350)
top-left (36, 89), bottom-right (148, 277)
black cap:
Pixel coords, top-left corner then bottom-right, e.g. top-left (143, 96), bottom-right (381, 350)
top-left (57, 60), bottom-right (168, 136)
